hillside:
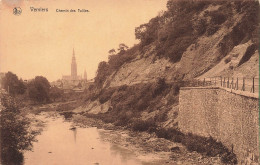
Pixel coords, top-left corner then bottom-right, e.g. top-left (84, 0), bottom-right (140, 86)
top-left (93, 1), bottom-right (258, 90)
top-left (75, 1), bottom-right (259, 163)
top-left (80, 0), bottom-right (259, 130)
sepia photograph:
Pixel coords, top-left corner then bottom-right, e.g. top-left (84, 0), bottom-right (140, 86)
top-left (0, 0), bottom-right (259, 164)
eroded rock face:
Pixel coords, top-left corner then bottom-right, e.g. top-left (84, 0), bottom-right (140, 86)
top-left (177, 4), bottom-right (257, 80)
top-left (104, 47), bottom-right (177, 88)
top-left (198, 40), bottom-right (259, 79)
top-left (83, 100), bottom-right (111, 114)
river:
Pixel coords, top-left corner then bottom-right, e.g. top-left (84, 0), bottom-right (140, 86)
top-left (23, 113), bottom-right (144, 165)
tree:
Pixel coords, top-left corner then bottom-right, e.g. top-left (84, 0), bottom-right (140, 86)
top-left (0, 94), bottom-right (37, 164)
top-left (95, 61), bottom-right (110, 87)
top-left (135, 24), bottom-right (148, 41)
top-left (27, 76), bottom-right (51, 103)
top-left (108, 49), bottom-right (116, 55)
top-left (118, 43), bottom-right (129, 53)
top-left (1, 72), bottom-right (26, 96)
top-left (49, 86), bottom-right (63, 102)
top-left (135, 17), bottom-right (160, 46)
top-left (153, 78), bottom-right (167, 97)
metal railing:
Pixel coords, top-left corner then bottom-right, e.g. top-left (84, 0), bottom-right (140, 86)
top-left (198, 77), bottom-right (259, 94)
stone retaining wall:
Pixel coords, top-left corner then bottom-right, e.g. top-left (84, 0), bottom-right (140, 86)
top-left (179, 87), bottom-right (259, 164)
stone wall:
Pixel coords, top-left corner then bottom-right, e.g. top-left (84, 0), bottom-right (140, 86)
top-left (179, 87), bottom-right (259, 164)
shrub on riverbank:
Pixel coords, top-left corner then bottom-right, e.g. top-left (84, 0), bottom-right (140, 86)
top-left (84, 79), bottom-right (181, 131)
top-left (0, 94), bottom-right (37, 165)
top-left (60, 111), bottom-right (75, 120)
top-left (131, 119), bottom-right (157, 132)
top-left (154, 128), bottom-right (237, 164)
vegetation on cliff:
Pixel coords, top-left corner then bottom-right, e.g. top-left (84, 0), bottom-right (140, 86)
top-left (94, 0), bottom-right (259, 87)
top-left (86, 78), bottom-right (180, 125)
top-left (136, 1), bottom-right (258, 62)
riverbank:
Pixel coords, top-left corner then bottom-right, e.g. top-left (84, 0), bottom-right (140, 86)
top-left (71, 113), bottom-right (223, 164)
top-left (22, 100), bottom-right (228, 165)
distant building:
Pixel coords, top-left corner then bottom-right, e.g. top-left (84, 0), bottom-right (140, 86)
top-left (59, 48), bottom-right (89, 93)
top-left (62, 48), bottom-right (82, 81)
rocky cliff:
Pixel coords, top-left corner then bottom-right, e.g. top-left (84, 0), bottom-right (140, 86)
top-left (96, 1), bottom-right (259, 89)
top-left (80, 0), bottom-right (259, 121)
top-left (78, 1), bottom-right (259, 134)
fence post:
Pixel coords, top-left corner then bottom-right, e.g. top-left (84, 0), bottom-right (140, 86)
top-left (236, 77), bottom-right (238, 90)
top-left (242, 78), bottom-right (245, 91)
top-left (221, 77), bottom-right (222, 87)
top-left (223, 77), bottom-right (225, 87)
top-left (231, 78), bottom-right (233, 89)
top-left (215, 77), bottom-right (216, 86)
top-left (203, 78), bottom-right (205, 86)
top-left (251, 77), bottom-right (255, 93)
top-left (227, 77), bottom-right (229, 88)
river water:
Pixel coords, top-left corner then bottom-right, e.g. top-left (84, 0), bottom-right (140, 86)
top-left (24, 113), bottom-right (143, 165)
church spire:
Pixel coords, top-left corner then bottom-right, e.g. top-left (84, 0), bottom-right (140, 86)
top-left (71, 48), bottom-right (77, 80)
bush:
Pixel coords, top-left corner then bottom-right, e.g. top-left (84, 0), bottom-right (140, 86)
top-left (1, 94), bottom-right (37, 164)
top-left (132, 119), bottom-right (157, 132)
top-left (114, 112), bottom-right (132, 126)
top-left (221, 152), bottom-right (237, 164)
top-left (154, 109), bottom-right (168, 122)
top-left (152, 78), bottom-right (167, 97)
top-left (206, 24), bottom-right (220, 36)
top-left (156, 128), bottom-right (184, 143)
top-left (60, 111), bottom-right (75, 120)
top-left (193, 18), bottom-right (207, 36)
top-left (99, 88), bottom-right (116, 104)
top-left (182, 134), bottom-right (237, 164)
top-left (154, 127), bottom-right (237, 164)
top-left (56, 101), bottom-right (80, 111)
top-left (209, 11), bottom-right (227, 25)
top-left (224, 57), bottom-right (231, 63)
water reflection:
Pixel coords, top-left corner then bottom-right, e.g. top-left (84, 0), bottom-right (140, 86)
top-left (110, 144), bottom-right (137, 164)
top-left (72, 128), bottom-right (77, 143)
top-left (24, 113), bottom-right (143, 165)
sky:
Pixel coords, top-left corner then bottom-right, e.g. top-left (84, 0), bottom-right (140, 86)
top-left (0, 0), bottom-right (167, 81)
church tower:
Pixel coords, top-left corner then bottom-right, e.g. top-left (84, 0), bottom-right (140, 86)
top-left (71, 48), bottom-right (77, 80)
